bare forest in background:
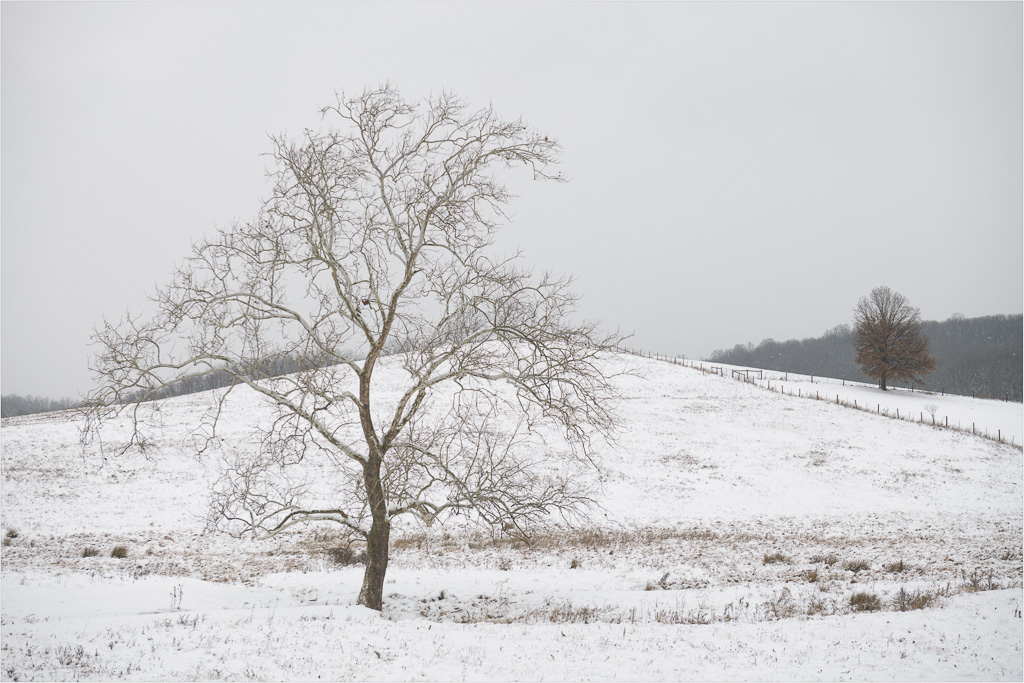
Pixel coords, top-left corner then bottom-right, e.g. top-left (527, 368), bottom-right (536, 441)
top-left (707, 314), bottom-right (1023, 401)
top-left (0, 395), bottom-right (80, 419)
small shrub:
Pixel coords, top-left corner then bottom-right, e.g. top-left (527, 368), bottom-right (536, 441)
top-left (893, 586), bottom-right (934, 611)
top-left (570, 558), bottom-right (581, 569)
top-left (963, 568), bottom-right (999, 592)
top-left (327, 546), bottom-right (366, 566)
top-left (110, 545), bottom-right (128, 559)
top-left (884, 559), bottom-right (908, 573)
top-left (82, 547), bottom-right (100, 558)
top-left (810, 553), bottom-right (838, 566)
top-left (843, 559), bottom-right (870, 573)
top-left (763, 587), bottom-right (796, 619)
top-left (849, 591), bottom-right (881, 612)
top-left (5, 529), bottom-right (18, 539)
top-left (806, 596), bottom-right (833, 616)
top-left (497, 557), bottom-right (512, 571)
top-left (803, 568), bottom-right (819, 583)
top-left (763, 551), bottom-right (791, 565)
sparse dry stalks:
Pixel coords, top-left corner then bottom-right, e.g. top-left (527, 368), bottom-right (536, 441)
top-left (884, 559), bottom-right (908, 573)
top-left (388, 525), bottom-right (722, 556)
top-left (849, 591), bottom-right (881, 612)
top-left (763, 551), bottom-right (792, 565)
top-left (843, 559), bottom-right (870, 574)
top-left (893, 586), bottom-right (935, 611)
top-left (810, 553), bottom-right (839, 566)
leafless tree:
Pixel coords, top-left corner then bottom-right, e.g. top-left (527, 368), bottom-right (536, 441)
top-left (853, 286), bottom-right (935, 391)
top-left (86, 86), bottom-right (625, 611)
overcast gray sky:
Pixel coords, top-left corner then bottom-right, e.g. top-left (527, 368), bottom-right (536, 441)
top-left (3, 1), bottom-right (1021, 399)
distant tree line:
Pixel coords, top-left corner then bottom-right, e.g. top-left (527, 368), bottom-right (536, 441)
top-left (706, 313), bottom-right (1022, 400)
top-left (2, 351), bottom-right (360, 419)
top-left (1, 394), bottom-right (80, 418)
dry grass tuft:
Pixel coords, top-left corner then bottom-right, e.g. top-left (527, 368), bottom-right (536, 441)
top-left (763, 551), bottom-right (792, 565)
top-left (843, 559), bottom-right (870, 573)
top-left (849, 591), bottom-right (881, 612)
top-left (893, 586), bottom-right (935, 611)
top-left (884, 559), bottom-right (908, 573)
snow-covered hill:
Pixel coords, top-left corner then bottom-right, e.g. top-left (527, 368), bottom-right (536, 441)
top-left (2, 352), bottom-right (1021, 680)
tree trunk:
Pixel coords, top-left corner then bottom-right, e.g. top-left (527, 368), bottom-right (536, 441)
top-left (879, 375), bottom-right (887, 391)
top-left (357, 453), bottom-right (390, 611)
top-left (358, 513), bottom-right (390, 611)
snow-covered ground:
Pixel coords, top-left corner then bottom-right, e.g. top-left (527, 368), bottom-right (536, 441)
top-left (2, 353), bottom-right (1021, 680)
top-left (678, 356), bottom-right (1023, 446)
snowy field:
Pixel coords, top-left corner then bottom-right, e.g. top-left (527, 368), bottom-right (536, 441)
top-left (677, 357), bottom-right (1023, 447)
top-left (2, 353), bottom-right (1022, 680)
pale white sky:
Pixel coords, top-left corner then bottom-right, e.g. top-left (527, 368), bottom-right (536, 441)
top-left (2, 1), bottom-right (1021, 398)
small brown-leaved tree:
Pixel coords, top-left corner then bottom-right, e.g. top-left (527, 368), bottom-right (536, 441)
top-left (853, 286), bottom-right (935, 391)
top-left (87, 86), bottom-right (624, 611)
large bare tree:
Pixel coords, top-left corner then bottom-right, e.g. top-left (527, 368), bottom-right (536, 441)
top-left (853, 286), bottom-right (935, 391)
top-left (87, 86), bottom-right (624, 611)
